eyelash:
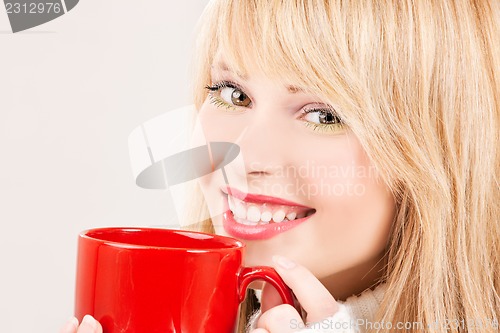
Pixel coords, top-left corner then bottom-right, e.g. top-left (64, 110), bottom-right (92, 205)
top-left (205, 81), bottom-right (245, 111)
top-left (205, 81), bottom-right (345, 134)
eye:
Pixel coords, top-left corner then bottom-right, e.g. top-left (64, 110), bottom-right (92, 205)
top-left (205, 81), bottom-right (252, 109)
top-left (303, 108), bottom-right (342, 125)
top-left (220, 86), bottom-right (251, 107)
top-left (301, 107), bottom-right (345, 134)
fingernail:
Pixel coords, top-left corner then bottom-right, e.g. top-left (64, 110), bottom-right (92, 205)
top-left (82, 315), bottom-right (96, 329)
top-left (61, 317), bottom-right (79, 333)
top-left (272, 255), bottom-right (296, 270)
top-left (69, 317), bottom-right (79, 328)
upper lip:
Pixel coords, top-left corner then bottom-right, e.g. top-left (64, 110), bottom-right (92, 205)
top-left (221, 186), bottom-right (312, 208)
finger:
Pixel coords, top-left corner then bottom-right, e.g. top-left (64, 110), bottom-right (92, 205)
top-left (272, 255), bottom-right (339, 324)
top-left (77, 315), bottom-right (103, 333)
top-left (257, 304), bottom-right (304, 333)
top-left (260, 282), bottom-right (284, 313)
top-left (59, 317), bottom-right (79, 333)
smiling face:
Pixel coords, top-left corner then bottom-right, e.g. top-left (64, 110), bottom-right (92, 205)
top-left (196, 59), bottom-right (396, 298)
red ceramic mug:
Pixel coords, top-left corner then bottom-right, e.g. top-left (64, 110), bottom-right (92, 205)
top-left (74, 227), bottom-right (297, 332)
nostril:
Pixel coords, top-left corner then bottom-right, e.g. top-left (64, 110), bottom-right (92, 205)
top-left (246, 163), bottom-right (282, 176)
top-left (248, 171), bottom-right (271, 176)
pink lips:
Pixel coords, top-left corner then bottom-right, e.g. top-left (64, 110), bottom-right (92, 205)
top-left (221, 186), bottom-right (315, 240)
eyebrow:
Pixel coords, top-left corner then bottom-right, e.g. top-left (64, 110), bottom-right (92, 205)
top-left (211, 61), bottom-right (303, 94)
top-left (286, 85), bottom-right (303, 94)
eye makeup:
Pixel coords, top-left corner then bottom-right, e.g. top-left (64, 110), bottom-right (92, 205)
top-left (205, 80), bottom-right (345, 135)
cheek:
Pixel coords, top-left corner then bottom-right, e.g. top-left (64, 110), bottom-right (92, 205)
top-left (291, 133), bottom-right (378, 206)
top-left (198, 102), bottom-right (244, 143)
top-left (197, 102), bottom-right (249, 230)
top-left (292, 134), bottom-right (395, 273)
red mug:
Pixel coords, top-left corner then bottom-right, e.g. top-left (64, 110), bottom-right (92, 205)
top-left (74, 227), bottom-right (296, 332)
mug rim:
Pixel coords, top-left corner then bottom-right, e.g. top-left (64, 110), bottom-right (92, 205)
top-left (79, 227), bottom-right (245, 251)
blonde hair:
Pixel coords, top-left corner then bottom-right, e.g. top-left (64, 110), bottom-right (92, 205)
top-left (188, 0), bottom-right (500, 332)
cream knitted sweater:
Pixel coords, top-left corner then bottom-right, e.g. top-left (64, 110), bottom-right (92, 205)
top-left (246, 283), bottom-right (386, 333)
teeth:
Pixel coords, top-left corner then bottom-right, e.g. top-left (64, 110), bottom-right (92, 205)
top-left (228, 196), bottom-right (236, 211)
top-left (272, 210), bottom-right (286, 223)
top-left (234, 199), bottom-right (247, 219)
top-left (261, 211), bottom-right (272, 223)
top-left (235, 216), bottom-right (254, 225)
top-left (227, 195), bottom-right (313, 225)
top-left (247, 206), bottom-right (261, 223)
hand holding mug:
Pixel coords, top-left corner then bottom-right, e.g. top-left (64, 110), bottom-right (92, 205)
top-left (252, 256), bottom-right (339, 333)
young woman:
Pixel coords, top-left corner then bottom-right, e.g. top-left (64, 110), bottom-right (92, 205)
top-left (63, 0), bottom-right (499, 332)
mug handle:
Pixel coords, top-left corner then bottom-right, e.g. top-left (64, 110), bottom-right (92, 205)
top-left (238, 266), bottom-right (300, 313)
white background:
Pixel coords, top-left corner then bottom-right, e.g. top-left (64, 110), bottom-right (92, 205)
top-left (0, 1), bottom-right (208, 332)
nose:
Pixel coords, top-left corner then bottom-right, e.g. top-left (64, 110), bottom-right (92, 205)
top-left (232, 110), bottom-right (290, 179)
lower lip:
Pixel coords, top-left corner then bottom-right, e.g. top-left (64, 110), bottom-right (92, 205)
top-left (222, 196), bottom-right (313, 240)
